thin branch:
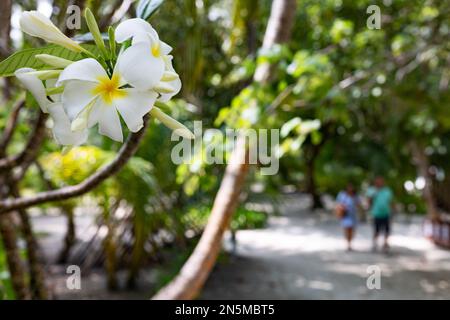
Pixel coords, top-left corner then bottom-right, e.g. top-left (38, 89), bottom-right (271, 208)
top-left (99, 0), bottom-right (125, 30)
top-left (34, 161), bottom-right (56, 190)
top-left (0, 115), bottom-right (149, 214)
top-left (110, 0), bottom-right (134, 25)
top-left (0, 0), bottom-right (12, 99)
top-left (13, 124), bottom-right (49, 183)
top-left (0, 112), bottom-right (48, 171)
top-left (0, 97), bottom-right (25, 156)
top-left (266, 84), bottom-right (294, 114)
top-left (338, 70), bottom-right (367, 89)
top-left (0, 0), bottom-right (12, 58)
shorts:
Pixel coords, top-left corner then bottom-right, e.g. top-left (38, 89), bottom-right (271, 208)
top-left (374, 217), bottom-right (390, 235)
top-left (341, 215), bottom-right (357, 228)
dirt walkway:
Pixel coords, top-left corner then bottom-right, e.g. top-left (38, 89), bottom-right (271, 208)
top-left (201, 194), bottom-right (450, 299)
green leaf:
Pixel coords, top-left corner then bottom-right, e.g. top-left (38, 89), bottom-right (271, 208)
top-left (136, 0), bottom-right (164, 20)
top-left (0, 44), bottom-right (99, 77)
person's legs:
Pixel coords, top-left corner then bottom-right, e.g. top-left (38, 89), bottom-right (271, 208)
top-left (382, 217), bottom-right (391, 251)
top-left (373, 218), bottom-right (380, 251)
top-left (344, 227), bottom-right (354, 251)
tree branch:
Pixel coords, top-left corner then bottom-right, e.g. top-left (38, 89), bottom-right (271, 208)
top-left (0, 0), bottom-right (13, 99)
top-left (99, 0), bottom-right (125, 30)
top-left (0, 111), bottom-right (48, 171)
top-left (0, 115), bottom-right (149, 214)
top-left (0, 97), bottom-right (25, 156)
top-left (0, 0), bottom-right (12, 58)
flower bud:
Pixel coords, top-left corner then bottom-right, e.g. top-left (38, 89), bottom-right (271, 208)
top-left (20, 11), bottom-right (86, 53)
top-left (150, 107), bottom-right (194, 139)
top-left (35, 54), bottom-right (74, 68)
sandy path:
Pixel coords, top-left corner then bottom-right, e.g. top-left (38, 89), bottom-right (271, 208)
top-left (201, 194), bottom-right (450, 299)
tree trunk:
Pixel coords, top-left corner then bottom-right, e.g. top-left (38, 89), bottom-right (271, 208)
top-left (305, 153), bottom-right (323, 210)
top-left (57, 205), bottom-right (76, 264)
top-left (410, 140), bottom-right (439, 219)
top-left (153, 136), bottom-right (249, 299)
top-left (304, 123), bottom-right (334, 210)
top-left (2, 157), bottom-right (50, 299)
top-left (0, 0), bottom-right (12, 56)
top-left (104, 230), bottom-right (118, 291)
top-left (17, 208), bottom-right (50, 299)
top-left (103, 204), bottom-right (118, 291)
top-left (0, 0), bottom-right (12, 99)
top-left (10, 184), bottom-right (50, 299)
top-left (0, 175), bottom-right (30, 299)
top-left (0, 2), bottom-right (34, 293)
top-left (0, 213), bottom-right (30, 299)
top-left (153, 0), bottom-right (297, 300)
top-left (126, 225), bottom-right (150, 289)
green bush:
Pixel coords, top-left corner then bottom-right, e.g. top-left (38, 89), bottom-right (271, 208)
top-left (182, 204), bottom-right (268, 232)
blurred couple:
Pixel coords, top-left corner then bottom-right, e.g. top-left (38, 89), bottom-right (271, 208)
top-left (335, 177), bottom-right (393, 252)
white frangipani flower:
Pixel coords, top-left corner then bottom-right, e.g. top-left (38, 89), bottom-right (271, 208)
top-left (115, 18), bottom-right (174, 91)
top-left (14, 68), bottom-right (88, 146)
top-left (57, 56), bottom-right (158, 142)
top-left (158, 55), bottom-right (182, 103)
top-left (20, 11), bottom-right (87, 53)
top-left (13, 10), bottom-right (191, 145)
top-left (15, 68), bottom-right (49, 113)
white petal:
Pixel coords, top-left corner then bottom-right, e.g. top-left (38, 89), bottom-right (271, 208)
top-left (159, 56), bottom-right (181, 102)
top-left (61, 80), bottom-right (98, 121)
top-left (70, 98), bottom-right (99, 131)
top-left (115, 18), bottom-right (157, 43)
top-left (111, 68), bottom-right (128, 88)
top-left (160, 41), bottom-right (172, 55)
top-left (164, 55), bottom-right (177, 72)
top-left (15, 68), bottom-right (49, 112)
top-left (117, 43), bottom-right (165, 90)
top-left (131, 32), bottom-right (152, 45)
top-left (57, 58), bottom-right (107, 85)
top-left (158, 78), bottom-right (181, 102)
top-left (97, 103), bottom-right (123, 142)
top-left (87, 98), bottom-right (103, 128)
top-left (45, 79), bottom-right (61, 102)
top-left (115, 89), bottom-right (157, 132)
top-left (47, 102), bottom-right (88, 146)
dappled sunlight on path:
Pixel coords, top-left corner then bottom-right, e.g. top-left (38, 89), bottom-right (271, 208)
top-left (201, 194), bottom-right (450, 299)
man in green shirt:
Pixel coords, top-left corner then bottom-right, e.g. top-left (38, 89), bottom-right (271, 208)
top-left (367, 176), bottom-right (393, 252)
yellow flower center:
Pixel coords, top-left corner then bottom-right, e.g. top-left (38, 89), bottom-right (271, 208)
top-left (151, 43), bottom-right (161, 57)
top-left (92, 74), bottom-right (127, 105)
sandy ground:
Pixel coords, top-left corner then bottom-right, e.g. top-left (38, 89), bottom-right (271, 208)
top-left (201, 194), bottom-right (450, 299)
top-left (32, 194), bottom-right (450, 299)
